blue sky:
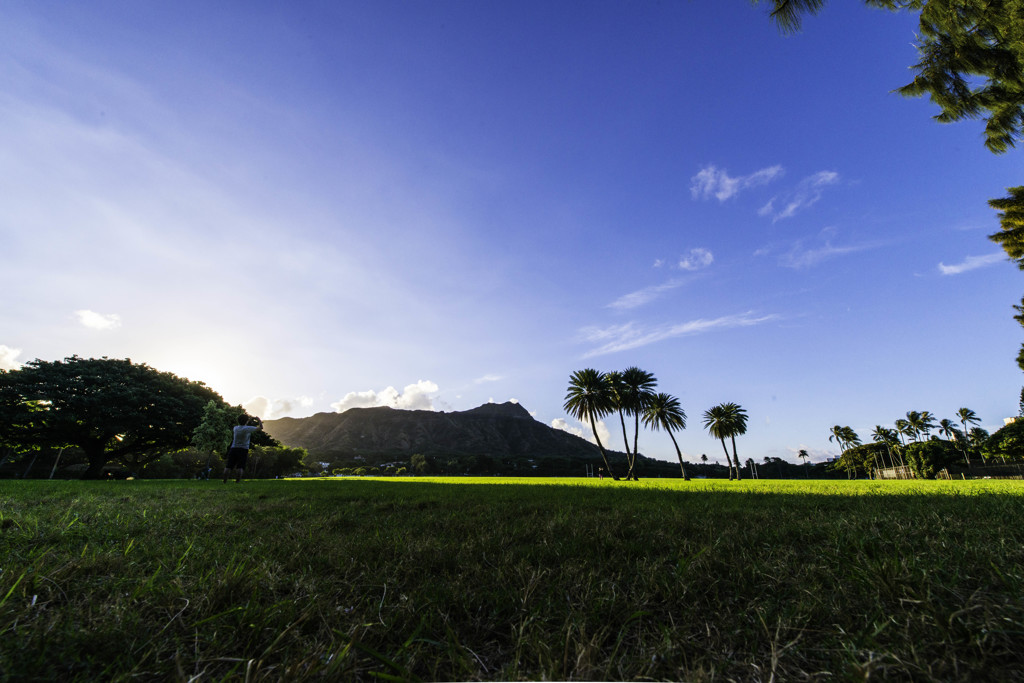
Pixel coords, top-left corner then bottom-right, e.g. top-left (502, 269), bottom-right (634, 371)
top-left (2, 1), bottom-right (1021, 465)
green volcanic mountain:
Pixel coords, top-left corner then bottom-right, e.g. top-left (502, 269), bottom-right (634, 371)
top-left (264, 401), bottom-right (626, 464)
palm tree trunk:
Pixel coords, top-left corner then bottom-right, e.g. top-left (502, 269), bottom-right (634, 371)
top-left (720, 439), bottom-right (733, 480)
top-left (730, 435), bottom-right (742, 481)
top-left (630, 413), bottom-right (641, 480)
top-left (667, 429), bottom-right (689, 480)
top-left (617, 410), bottom-right (633, 477)
top-left (591, 415), bottom-right (618, 480)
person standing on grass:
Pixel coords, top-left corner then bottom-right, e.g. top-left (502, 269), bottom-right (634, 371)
top-left (223, 414), bottom-right (262, 483)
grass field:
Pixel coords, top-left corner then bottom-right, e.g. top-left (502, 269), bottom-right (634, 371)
top-left (1, 477), bottom-right (1023, 681)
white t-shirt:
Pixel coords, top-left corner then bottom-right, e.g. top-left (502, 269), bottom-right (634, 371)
top-left (231, 425), bottom-right (260, 449)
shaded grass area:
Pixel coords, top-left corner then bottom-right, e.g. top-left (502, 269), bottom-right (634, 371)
top-left (1, 478), bottom-right (1023, 681)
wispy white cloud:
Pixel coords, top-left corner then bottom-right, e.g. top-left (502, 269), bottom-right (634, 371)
top-left (245, 395), bottom-right (315, 419)
top-left (678, 247), bottom-right (714, 271)
top-left (579, 312), bottom-right (779, 357)
top-left (938, 252), bottom-right (1005, 275)
top-left (607, 280), bottom-right (685, 311)
top-left (331, 380), bottom-right (440, 412)
top-left (74, 310), bottom-right (121, 330)
top-left (474, 374), bottom-right (504, 384)
top-left (0, 345), bottom-right (23, 371)
top-left (610, 249), bottom-right (713, 311)
top-left (778, 240), bottom-right (875, 269)
top-left (759, 170), bottom-right (839, 222)
top-left (690, 164), bottom-right (784, 201)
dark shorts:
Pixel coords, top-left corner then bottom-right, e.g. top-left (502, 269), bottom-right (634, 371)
top-left (226, 447), bottom-right (249, 470)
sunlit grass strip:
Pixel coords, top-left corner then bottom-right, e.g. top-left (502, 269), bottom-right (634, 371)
top-left (1, 478), bottom-right (1023, 680)
top-left (302, 474), bottom-right (1024, 496)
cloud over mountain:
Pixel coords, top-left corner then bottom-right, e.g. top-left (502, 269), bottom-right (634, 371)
top-left (331, 380), bottom-right (440, 412)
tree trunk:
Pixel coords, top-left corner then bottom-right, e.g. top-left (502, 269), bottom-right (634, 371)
top-left (668, 430), bottom-right (688, 480)
top-left (630, 413), bottom-right (641, 480)
top-left (730, 436), bottom-right (742, 481)
top-left (591, 415), bottom-right (619, 480)
top-left (617, 410), bottom-right (632, 473)
top-left (720, 439), bottom-right (733, 480)
top-left (82, 444), bottom-right (108, 479)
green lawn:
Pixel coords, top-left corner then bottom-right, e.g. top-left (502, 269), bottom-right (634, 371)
top-left (1, 477), bottom-right (1023, 681)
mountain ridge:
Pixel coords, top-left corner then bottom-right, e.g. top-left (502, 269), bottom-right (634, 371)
top-left (263, 401), bottom-right (620, 463)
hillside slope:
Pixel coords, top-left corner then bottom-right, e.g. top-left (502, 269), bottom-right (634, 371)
top-left (264, 401), bottom-right (622, 462)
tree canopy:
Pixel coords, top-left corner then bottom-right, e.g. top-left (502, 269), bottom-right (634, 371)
top-left (0, 356), bottom-right (227, 478)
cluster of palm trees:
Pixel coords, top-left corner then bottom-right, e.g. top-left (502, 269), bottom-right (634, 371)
top-left (563, 368), bottom-right (749, 481)
top-left (830, 408), bottom-right (988, 471)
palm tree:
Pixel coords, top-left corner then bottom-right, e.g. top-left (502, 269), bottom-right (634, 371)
top-left (894, 419), bottom-right (912, 447)
top-left (842, 426), bottom-right (865, 475)
top-left (564, 369), bottom-right (618, 480)
top-left (720, 402), bottom-right (749, 479)
top-left (605, 371), bottom-right (633, 470)
top-left (829, 425), bottom-right (852, 477)
top-left (970, 427), bottom-right (992, 460)
top-left (919, 411), bottom-right (937, 439)
top-left (938, 419), bottom-right (958, 441)
top-left (841, 426), bottom-right (861, 449)
top-left (642, 392), bottom-right (689, 480)
top-left (904, 411), bottom-right (923, 441)
top-left (619, 367), bottom-right (657, 480)
top-left (871, 426), bottom-right (903, 468)
top-left (798, 448), bottom-right (810, 476)
top-left (957, 408), bottom-right (982, 463)
top-left (829, 425), bottom-right (847, 453)
top-left (703, 403), bottom-right (742, 480)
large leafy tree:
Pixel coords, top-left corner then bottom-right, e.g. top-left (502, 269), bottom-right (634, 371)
top-left (564, 369), bottom-right (619, 480)
top-left (642, 392), bottom-right (689, 480)
top-left (0, 356), bottom-right (226, 478)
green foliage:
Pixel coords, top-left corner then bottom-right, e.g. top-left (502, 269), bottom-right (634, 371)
top-left (190, 400), bottom-right (237, 456)
top-left (990, 187), bottom-right (1024, 264)
top-left (905, 439), bottom-right (961, 478)
top-left (410, 453), bottom-right (430, 474)
top-left (981, 418), bottom-right (1024, 462)
top-left (564, 368), bottom-right (618, 478)
top-left (703, 402), bottom-right (749, 480)
top-left (760, 0), bottom-right (1024, 153)
top-left (247, 445), bottom-right (308, 478)
top-left (832, 442), bottom-right (889, 477)
top-left (0, 356), bottom-right (225, 478)
top-left (642, 392), bottom-right (689, 479)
